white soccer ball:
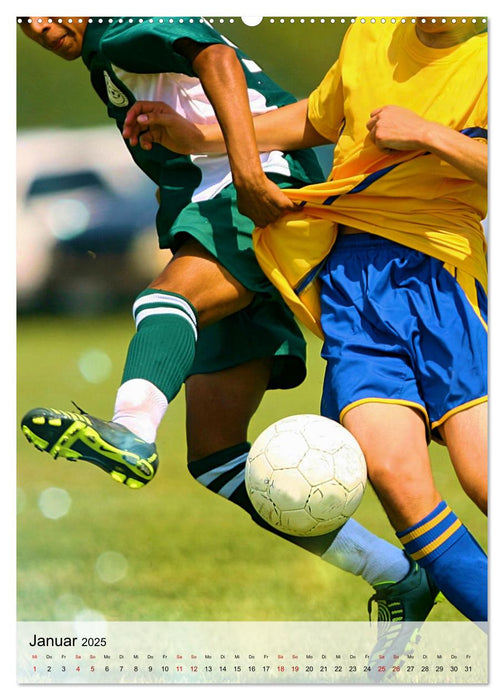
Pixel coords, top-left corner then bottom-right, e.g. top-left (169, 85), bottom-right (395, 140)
top-left (245, 414), bottom-right (367, 537)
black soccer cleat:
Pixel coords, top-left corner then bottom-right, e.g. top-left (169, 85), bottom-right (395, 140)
top-left (21, 407), bottom-right (158, 488)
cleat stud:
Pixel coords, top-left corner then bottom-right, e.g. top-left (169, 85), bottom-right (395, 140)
top-left (125, 478), bottom-right (144, 489)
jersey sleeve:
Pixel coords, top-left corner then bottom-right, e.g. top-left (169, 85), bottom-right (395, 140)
top-left (307, 57), bottom-right (345, 143)
top-left (100, 17), bottom-right (229, 74)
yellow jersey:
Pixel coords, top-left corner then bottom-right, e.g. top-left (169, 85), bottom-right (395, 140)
top-left (253, 20), bottom-right (488, 337)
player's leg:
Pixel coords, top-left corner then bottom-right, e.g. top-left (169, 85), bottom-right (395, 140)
top-left (187, 363), bottom-right (439, 680)
top-left (438, 402), bottom-right (487, 514)
top-left (113, 238), bottom-right (254, 436)
top-left (395, 265), bottom-right (488, 621)
top-left (20, 238), bottom-right (254, 487)
top-left (343, 403), bottom-right (440, 530)
top-left (318, 234), bottom-right (487, 622)
top-left (343, 402), bottom-right (487, 622)
top-left (186, 361), bottom-right (436, 617)
top-left (185, 358), bottom-right (269, 463)
top-left (149, 237), bottom-right (255, 328)
top-left (421, 402), bottom-right (488, 621)
top-left (20, 175), bottom-right (283, 485)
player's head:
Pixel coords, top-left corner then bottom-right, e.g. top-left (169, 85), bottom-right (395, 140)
top-left (19, 17), bottom-right (89, 60)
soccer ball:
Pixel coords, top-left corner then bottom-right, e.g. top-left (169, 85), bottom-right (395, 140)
top-left (245, 414), bottom-right (367, 537)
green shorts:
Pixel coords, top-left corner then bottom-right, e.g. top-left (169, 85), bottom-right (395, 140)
top-left (160, 177), bottom-right (309, 390)
top-left (165, 177), bottom-right (301, 294)
top-left (190, 295), bottom-right (306, 390)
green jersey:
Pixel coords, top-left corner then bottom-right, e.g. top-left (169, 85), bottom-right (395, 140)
top-left (81, 17), bottom-right (323, 235)
top-left (80, 17), bottom-right (319, 390)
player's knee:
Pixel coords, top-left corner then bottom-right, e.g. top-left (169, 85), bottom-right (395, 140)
top-left (149, 242), bottom-right (254, 325)
top-left (365, 450), bottom-right (406, 487)
top-left (366, 451), bottom-right (434, 508)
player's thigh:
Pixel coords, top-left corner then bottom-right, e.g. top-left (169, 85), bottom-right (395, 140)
top-left (150, 238), bottom-right (254, 328)
top-left (342, 402), bottom-right (441, 530)
top-left (438, 402), bottom-right (487, 514)
top-left (185, 357), bottom-right (272, 462)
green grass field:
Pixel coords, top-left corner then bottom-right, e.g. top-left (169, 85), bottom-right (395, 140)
top-left (17, 313), bottom-right (487, 623)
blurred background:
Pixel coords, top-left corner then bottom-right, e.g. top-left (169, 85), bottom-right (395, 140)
top-left (17, 17), bottom-right (486, 624)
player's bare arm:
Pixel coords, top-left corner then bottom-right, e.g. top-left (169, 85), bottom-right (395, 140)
top-left (125, 99), bottom-right (330, 155)
top-left (174, 39), bottom-right (303, 227)
top-left (232, 99), bottom-right (331, 152)
top-left (367, 105), bottom-right (487, 187)
top-left (122, 39), bottom-right (299, 227)
top-left (123, 97), bottom-right (330, 226)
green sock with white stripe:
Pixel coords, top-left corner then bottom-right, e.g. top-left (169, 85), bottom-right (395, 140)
top-left (121, 289), bottom-right (198, 402)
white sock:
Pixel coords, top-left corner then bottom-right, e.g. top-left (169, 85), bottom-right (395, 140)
top-left (112, 378), bottom-right (168, 443)
top-left (321, 518), bottom-right (410, 587)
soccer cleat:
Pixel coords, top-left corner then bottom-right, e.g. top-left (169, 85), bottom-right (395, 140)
top-left (21, 407), bottom-right (158, 488)
top-left (367, 557), bottom-right (441, 682)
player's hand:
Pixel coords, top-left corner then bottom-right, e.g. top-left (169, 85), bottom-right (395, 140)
top-left (122, 101), bottom-right (205, 154)
top-left (366, 105), bottom-right (432, 152)
top-left (234, 174), bottom-right (301, 229)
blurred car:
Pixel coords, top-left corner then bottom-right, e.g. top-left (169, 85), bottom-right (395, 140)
top-left (17, 126), bottom-right (163, 314)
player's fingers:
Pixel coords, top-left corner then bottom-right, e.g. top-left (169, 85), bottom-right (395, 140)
top-left (256, 200), bottom-right (301, 228)
top-left (123, 103), bottom-right (150, 141)
top-left (366, 115), bottom-right (378, 132)
top-left (138, 130), bottom-right (155, 151)
top-left (367, 124), bottom-right (377, 143)
top-left (136, 110), bottom-right (177, 130)
top-left (123, 101), bottom-right (147, 127)
top-left (138, 139), bottom-right (153, 151)
top-left (125, 114), bottom-right (159, 143)
top-left (125, 101), bottom-right (171, 131)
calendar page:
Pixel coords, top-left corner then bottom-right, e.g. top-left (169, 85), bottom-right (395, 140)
top-left (16, 9), bottom-right (489, 688)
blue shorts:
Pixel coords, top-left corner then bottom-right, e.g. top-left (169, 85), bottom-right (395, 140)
top-left (319, 233), bottom-right (488, 441)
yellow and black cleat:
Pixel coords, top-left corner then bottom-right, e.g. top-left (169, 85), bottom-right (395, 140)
top-left (21, 407), bottom-right (158, 488)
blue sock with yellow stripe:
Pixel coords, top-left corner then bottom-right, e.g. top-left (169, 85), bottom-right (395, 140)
top-left (396, 501), bottom-right (487, 621)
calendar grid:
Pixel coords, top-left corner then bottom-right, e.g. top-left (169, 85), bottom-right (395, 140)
top-left (17, 621), bottom-right (488, 684)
